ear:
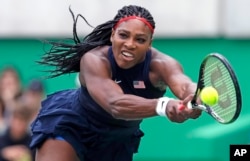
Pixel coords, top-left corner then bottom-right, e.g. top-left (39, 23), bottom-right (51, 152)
top-left (110, 29), bottom-right (115, 42)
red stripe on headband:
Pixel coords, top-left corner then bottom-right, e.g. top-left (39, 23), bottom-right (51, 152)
top-left (113, 16), bottom-right (154, 33)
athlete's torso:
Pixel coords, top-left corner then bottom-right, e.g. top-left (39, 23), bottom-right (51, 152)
top-left (78, 46), bottom-right (166, 127)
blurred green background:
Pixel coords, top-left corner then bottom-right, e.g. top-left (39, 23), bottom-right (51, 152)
top-left (0, 38), bottom-right (249, 161)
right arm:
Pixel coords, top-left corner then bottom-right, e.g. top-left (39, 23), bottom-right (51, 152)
top-left (79, 47), bottom-right (158, 120)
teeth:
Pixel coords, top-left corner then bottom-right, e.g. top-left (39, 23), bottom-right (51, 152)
top-left (122, 52), bottom-right (133, 57)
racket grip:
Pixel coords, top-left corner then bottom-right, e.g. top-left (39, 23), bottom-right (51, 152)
top-left (178, 101), bottom-right (192, 110)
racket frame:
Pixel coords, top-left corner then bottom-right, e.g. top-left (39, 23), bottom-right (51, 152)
top-left (189, 53), bottom-right (242, 124)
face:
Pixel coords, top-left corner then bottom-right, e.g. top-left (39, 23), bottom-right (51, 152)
top-left (110, 19), bottom-right (152, 69)
top-left (10, 114), bottom-right (29, 140)
top-left (0, 70), bottom-right (21, 101)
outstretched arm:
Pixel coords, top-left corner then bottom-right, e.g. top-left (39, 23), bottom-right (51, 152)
top-left (80, 47), bottom-right (158, 120)
top-left (149, 48), bottom-right (201, 121)
top-left (80, 47), bottom-right (201, 122)
top-left (150, 48), bottom-right (196, 100)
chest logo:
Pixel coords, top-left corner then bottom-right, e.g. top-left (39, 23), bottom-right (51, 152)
top-left (133, 81), bottom-right (145, 89)
top-left (114, 79), bottom-right (122, 84)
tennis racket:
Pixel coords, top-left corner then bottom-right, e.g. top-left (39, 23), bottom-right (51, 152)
top-left (179, 53), bottom-right (241, 124)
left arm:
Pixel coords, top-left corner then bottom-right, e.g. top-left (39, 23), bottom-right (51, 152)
top-left (150, 48), bottom-right (201, 122)
top-left (150, 48), bottom-right (196, 99)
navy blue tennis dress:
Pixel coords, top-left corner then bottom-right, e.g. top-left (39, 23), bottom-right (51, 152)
top-left (30, 47), bottom-right (166, 161)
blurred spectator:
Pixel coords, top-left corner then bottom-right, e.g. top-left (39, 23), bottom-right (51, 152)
top-left (0, 98), bottom-right (6, 136)
top-left (0, 102), bottom-right (34, 161)
top-left (21, 79), bottom-right (45, 123)
top-left (0, 66), bottom-right (23, 122)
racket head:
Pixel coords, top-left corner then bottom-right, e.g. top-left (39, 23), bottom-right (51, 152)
top-left (192, 53), bottom-right (241, 124)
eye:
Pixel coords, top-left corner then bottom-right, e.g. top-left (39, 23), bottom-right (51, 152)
top-left (136, 38), bottom-right (146, 44)
top-left (118, 33), bottom-right (128, 39)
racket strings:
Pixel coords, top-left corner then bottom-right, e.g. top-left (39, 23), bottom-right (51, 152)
top-left (203, 57), bottom-right (238, 123)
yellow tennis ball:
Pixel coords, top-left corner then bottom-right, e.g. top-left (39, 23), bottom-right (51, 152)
top-left (200, 86), bottom-right (219, 106)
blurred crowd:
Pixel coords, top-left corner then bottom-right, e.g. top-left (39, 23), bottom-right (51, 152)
top-left (0, 66), bottom-right (45, 161)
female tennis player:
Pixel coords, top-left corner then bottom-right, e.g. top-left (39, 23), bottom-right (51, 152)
top-left (30, 5), bottom-right (201, 161)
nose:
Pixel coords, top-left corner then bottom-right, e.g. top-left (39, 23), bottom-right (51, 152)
top-left (124, 38), bottom-right (136, 49)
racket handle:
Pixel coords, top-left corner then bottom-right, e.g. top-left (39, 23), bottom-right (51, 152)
top-left (178, 101), bottom-right (192, 110)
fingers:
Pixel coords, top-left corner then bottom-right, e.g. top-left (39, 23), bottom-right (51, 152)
top-left (178, 93), bottom-right (194, 110)
top-left (180, 107), bottom-right (202, 120)
top-left (177, 93), bottom-right (202, 120)
top-left (166, 100), bottom-right (190, 123)
top-left (182, 94), bottom-right (195, 105)
top-left (165, 100), bottom-right (202, 123)
top-left (188, 109), bottom-right (202, 119)
top-left (178, 102), bottom-right (185, 110)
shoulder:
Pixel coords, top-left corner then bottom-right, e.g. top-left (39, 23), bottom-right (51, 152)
top-left (150, 47), bottom-right (181, 69)
top-left (84, 45), bottom-right (110, 57)
top-left (148, 47), bottom-right (189, 91)
top-left (80, 45), bottom-right (112, 72)
top-left (79, 46), bottom-right (112, 85)
top-left (80, 46), bottom-right (110, 65)
top-left (149, 47), bottom-right (184, 84)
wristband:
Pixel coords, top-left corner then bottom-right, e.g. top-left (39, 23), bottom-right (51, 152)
top-left (156, 97), bottom-right (172, 117)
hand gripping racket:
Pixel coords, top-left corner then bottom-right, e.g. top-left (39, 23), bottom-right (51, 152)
top-left (179, 53), bottom-right (242, 124)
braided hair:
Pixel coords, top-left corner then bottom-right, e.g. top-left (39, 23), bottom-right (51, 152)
top-left (39, 5), bottom-right (155, 78)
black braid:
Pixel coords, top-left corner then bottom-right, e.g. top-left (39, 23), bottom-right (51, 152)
top-left (38, 5), bottom-right (155, 78)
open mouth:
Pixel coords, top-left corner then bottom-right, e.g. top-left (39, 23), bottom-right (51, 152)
top-left (121, 51), bottom-right (134, 61)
